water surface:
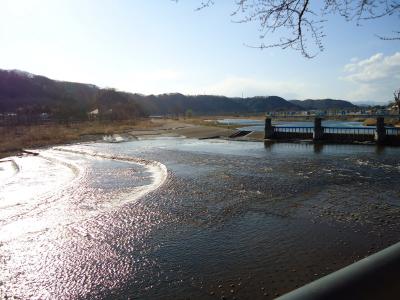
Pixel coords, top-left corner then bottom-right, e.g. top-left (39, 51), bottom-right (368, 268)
top-left (1, 138), bottom-right (400, 299)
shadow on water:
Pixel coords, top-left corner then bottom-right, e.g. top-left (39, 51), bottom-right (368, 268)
top-left (264, 140), bottom-right (391, 156)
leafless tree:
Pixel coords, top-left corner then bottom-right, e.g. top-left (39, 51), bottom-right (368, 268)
top-left (394, 88), bottom-right (400, 114)
top-left (182, 0), bottom-right (400, 58)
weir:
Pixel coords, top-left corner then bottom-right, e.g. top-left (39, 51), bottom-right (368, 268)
top-left (264, 117), bottom-right (400, 145)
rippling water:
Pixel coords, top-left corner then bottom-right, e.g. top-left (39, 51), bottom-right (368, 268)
top-left (1, 138), bottom-right (400, 299)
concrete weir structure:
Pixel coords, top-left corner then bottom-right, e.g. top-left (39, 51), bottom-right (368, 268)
top-left (264, 117), bottom-right (400, 145)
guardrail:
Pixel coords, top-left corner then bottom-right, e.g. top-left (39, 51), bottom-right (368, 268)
top-left (277, 241), bottom-right (400, 300)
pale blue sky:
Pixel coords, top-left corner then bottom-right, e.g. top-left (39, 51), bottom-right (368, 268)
top-left (0, 0), bottom-right (399, 103)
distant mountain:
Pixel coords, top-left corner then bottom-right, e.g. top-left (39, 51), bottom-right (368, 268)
top-left (289, 99), bottom-right (358, 110)
top-left (232, 96), bottom-right (302, 112)
top-left (354, 101), bottom-right (386, 107)
top-left (132, 93), bottom-right (248, 115)
top-left (131, 94), bottom-right (302, 116)
top-left (0, 69), bottom-right (359, 119)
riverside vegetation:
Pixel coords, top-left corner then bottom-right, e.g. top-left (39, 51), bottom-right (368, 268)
top-left (0, 119), bottom-right (153, 158)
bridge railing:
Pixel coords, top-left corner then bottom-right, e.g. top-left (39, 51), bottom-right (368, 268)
top-left (274, 126), bottom-right (313, 133)
top-left (265, 117), bottom-right (400, 144)
top-left (323, 127), bottom-right (375, 135)
top-left (277, 241), bottom-right (400, 300)
top-left (273, 126), bottom-right (400, 136)
top-left (385, 127), bottom-right (400, 136)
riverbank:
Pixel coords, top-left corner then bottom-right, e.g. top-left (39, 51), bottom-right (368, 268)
top-left (0, 120), bottom-right (140, 158)
top-left (0, 118), bottom-right (238, 158)
top-left (4, 115), bottom-right (399, 159)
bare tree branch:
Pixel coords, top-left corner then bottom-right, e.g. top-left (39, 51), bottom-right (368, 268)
top-left (182, 0), bottom-right (400, 57)
top-left (194, 0), bottom-right (215, 11)
top-left (394, 88), bottom-right (400, 114)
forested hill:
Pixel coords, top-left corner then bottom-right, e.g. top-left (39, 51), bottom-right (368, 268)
top-left (0, 69), bottom-right (358, 118)
top-left (0, 69), bottom-right (143, 119)
top-left (132, 94), bottom-right (302, 115)
top-left (290, 99), bottom-right (357, 110)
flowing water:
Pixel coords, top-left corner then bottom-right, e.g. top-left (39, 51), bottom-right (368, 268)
top-left (1, 138), bottom-right (400, 299)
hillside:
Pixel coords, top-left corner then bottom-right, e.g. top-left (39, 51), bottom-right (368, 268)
top-left (131, 94), bottom-right (302, 115)
top-left (0, 69), bottom-right (359, 119)
top-left (290, 99), bottom-right (357, 110)
top-left (0, 69), bottom-right (144, 119)
top-left (0, 69), bottom-right (98, 117)
top-left (232, 96), bottom-right (301, 112)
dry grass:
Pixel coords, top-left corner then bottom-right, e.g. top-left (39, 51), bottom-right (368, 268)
top-left (363, 118), bottom-right (377, 126)
top-left (181, 117), bottom-right (240, 130)
top-left (0, 119), bottom-right (155, 158)
top-left (363, 118), bottom-right (400, 127)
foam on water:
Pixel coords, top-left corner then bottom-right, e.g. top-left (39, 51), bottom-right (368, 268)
top-left (0, 159), bottom-right (20, 185)
top-left (52, 146), bottom-right (168, 207)
top-left (0, 147), bottom-right (168, 242)
top-left (0, 155), bottom-right (78, 241)
top-left (0, 155), bottom-right (76, 211)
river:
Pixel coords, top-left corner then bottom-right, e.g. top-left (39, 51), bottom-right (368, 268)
top-left (1, 138), bottom-right (400, 299)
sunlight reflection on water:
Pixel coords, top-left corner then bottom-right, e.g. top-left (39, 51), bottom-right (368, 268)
top-left (1, 138), bottom-right (400, 299)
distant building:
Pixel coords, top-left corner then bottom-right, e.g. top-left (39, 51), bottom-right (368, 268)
top-left (388, 103), bottom-right (399, 114)
top-left (376, 108), bottom-right (390, 115)
top-left (40, 113), bottom-right (50, 120)
top-left (88, 108), bottom-right (99, 120)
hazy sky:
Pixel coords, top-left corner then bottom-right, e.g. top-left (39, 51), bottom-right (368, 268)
top-left (0, 0), bottom-right (399, 103)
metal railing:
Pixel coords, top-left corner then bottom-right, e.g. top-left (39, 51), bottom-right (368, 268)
top-left (273, 126), bottom-right (400, 136)
top-left (271, 126), bottom-right (400, 136)
top-left (277, 241), bottom-right (400, 300)
top-left (264, 117), bottom-right (400, 145)
top-left (386, 127), bottom-right (400, 136)
top-left (274, 126), bottom-right (314, 133)
top-left (323, 127), bottom-right (375, 135)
